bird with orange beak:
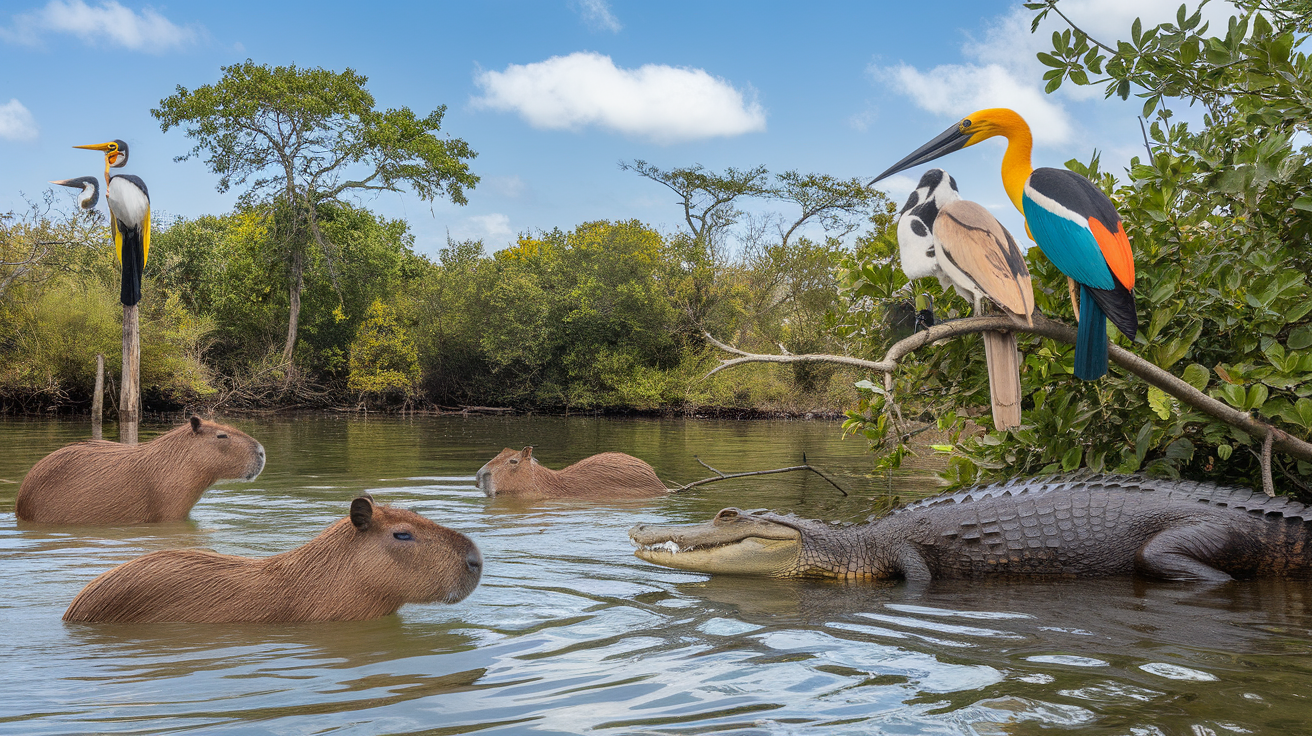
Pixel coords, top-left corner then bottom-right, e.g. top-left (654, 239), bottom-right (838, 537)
top-left (68, 139), bottom-right (151, 306)
top-left (872, 109), bottom-right (1136, 381)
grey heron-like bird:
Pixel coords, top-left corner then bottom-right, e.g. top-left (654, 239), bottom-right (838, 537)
top-left (67, 139), bottom-right (150, 306)
top-left (896, 168), bottom-right (1034, 430)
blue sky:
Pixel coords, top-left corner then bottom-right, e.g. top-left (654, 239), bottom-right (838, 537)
top-left (1, 0), bottom-right (1235, 257)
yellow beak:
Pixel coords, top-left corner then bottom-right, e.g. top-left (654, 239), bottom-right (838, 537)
top-left (74, 142), bottom-right (116, 152)
top-left (75, 142), bottom-right (120, 167)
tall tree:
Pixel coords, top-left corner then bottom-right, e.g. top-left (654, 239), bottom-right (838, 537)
top-left (153, 60), bottom-right (478, 370)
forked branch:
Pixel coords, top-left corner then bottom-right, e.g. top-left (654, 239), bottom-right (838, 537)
top-left (669, 454), bottom-right (848, 495)
top-left (703, 315), bottom-right (1312, 465)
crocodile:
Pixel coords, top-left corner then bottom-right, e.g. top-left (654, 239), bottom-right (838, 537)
top-left (629, 474), bottom-right (1312, 582)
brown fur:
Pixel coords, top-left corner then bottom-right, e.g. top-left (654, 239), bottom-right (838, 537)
top-left (63, 497), bottom-right (483, 623)
top-left (17, 417), bottom-right (265, 525)
top-left (476, 447), bottom-right (668, 499)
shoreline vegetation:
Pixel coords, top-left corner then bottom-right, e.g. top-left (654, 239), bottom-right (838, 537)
top-left (4, 2), bottom-right (1311, 496)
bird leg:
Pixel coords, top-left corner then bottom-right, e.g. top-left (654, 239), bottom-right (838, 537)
top-left (1066, 277), bottom-right (1080, 323)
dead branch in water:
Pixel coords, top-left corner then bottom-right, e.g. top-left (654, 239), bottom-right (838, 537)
top-left (669, 453), bottom-right (848, 496)
top-left (702, 315), bottom-right (1312, 468)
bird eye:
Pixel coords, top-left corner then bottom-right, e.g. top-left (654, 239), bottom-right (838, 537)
top-left (961, 119), bottom-right (972, 128)
top-left (393, 532), bottom-right (413, 541)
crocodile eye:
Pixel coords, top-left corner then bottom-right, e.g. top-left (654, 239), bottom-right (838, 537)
top-left (715, 509), bottom-right (739, 522)
top-left (393, 532), bottom-right (413, 541)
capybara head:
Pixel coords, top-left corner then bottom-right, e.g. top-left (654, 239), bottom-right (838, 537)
top-left (475, 446), bottom-right (536, 497)
top-left (348, 495), bottom-right (483, 605)
top-left (187, 415), bottom-right (266, 482)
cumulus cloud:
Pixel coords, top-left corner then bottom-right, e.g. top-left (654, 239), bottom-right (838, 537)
top-left (0, 99), bottom-right (38, 141)
top-left (472, 52), bottom-right (766, 144)
top-left (3, 0), bottom-right (200, 52)
top-left (876, 0), bottom-right (1238, 146)
top-left (573, 0), bottom-right (621, 33)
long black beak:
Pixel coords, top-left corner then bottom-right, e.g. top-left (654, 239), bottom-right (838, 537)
top-left (869, 123), bottom-right (971, 186)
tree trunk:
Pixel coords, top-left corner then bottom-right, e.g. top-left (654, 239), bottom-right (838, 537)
top-left (282, 249), bottom-right (304, 374)
top-left (120, 306), bottom-right (139, 445)
top-left (92, 353), bottom-right (104, 440)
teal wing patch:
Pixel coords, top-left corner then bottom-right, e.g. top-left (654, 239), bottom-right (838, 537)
top-left (1022, 192), bottom-right (1115, 290)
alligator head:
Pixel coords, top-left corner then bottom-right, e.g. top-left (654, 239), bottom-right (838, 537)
top-left (629, 508), bottom-right (811, 576)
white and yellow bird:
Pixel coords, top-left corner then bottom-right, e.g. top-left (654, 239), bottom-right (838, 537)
top-left (65, 139), bottom-right (150, 306)
top-left (896, 169), bottom-right (1034, 430)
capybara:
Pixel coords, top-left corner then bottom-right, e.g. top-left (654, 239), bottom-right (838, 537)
top-left (63, 496), bottom-right (483, 623)
top-left (17, 416), bottom-right (266, 525)
top-left (475, 446), bottom-right (668, 499)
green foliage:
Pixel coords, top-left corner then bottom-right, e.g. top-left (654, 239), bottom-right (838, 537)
top-left (848, 1), bottom-right (1312, 494)
top-left (348, 300), bottom-right (419, 401)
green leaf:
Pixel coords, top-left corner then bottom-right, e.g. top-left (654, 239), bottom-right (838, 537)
top-left (1217, 444), bottom-right (1233, 460)
top-left (1246, 384), bottom-right (1269, 411)
top-left (1062, 446), bottom-right (1083, 471)
top-left (1147, 386), bottom-right (1171, 420)
top-left (1182, 363), bottom-right (1209, 392)
top-left (1164, 438), bottom-right (1194, 462)
top-left (1297, 398), bottom-right (1312, 429)
top-left (1289, 324), bottom-right (1312, 351)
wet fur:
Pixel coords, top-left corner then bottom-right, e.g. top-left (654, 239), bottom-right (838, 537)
top-left (17, 418), bottom-right (265, 525)
top-left (63, 499), bottom-right (482, 623)
top-left (477, 447), bottom-right (667, 499)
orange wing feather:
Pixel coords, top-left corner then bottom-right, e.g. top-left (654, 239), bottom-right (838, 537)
top-left (1087, 217), bottom-right (1134, 290)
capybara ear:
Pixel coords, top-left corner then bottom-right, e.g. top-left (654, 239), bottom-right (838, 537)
top-left (350, 496), bottom-right (374, 531)
top-left (190, 415), bottom-right (201, 433)
top-left (522, 446), bottom-right (534, 459)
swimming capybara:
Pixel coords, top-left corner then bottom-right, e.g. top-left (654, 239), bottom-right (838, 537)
top-left (63, 496), bottom-right (483, 623)
top-left (17, 416), bottom-right (266, 525)
top-left (475, 446), bottom-right (668, 499)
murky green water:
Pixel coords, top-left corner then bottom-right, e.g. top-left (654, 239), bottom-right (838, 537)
top-left (2, 415), bottom-right (1310, 734)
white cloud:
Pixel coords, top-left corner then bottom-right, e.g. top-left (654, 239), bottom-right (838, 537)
top-left (876, 0), bottom-right (1239, 146)
top-left (487, 175), bottom-right (527, 199)
top-left (3, 0), bottom-right (199, 52)
top-left (455, 213), bottom-right (514, 245)
top-left (882, 62), bottom-right (1072, 146)
top-left (472, 52), bottom-right (766, 144)
top-left (573, 0), bottom-right (621, 33)
top-left (0, 99), bottom-right (38, 141)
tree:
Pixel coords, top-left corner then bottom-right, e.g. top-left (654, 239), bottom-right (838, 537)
top-left (348, 299), bottom-right (419, 404)
top-left (153, 60), bottom-right (478, 372)
top-left (825, 0), bottom-right (1312, 495)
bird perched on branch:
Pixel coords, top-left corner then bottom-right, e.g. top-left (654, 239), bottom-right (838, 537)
top-left (873, 109), bottom-right (1136, 381)
top-left (896, 168), bottom-right (1033, 430)
top-left (68, 139), bottom-right (150, 306)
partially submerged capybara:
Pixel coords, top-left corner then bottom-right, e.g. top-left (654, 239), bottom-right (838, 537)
top-left (63, 496), bottom-right (483, 623)
top-left (475, 446), bottom-right (668, 499)
top-left (17, 416), bottom-right (265, 525)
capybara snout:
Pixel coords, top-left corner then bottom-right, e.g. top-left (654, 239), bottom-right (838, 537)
top-left (64, 496), bottom-right (483, 623)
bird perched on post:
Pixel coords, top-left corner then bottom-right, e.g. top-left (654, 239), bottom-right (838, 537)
top-left (71, 140), bottom-right (150, 306)
top-left (896, 168), bottom-right (1034, 430)
top-left (872, 109), bottom-right (1136, 381)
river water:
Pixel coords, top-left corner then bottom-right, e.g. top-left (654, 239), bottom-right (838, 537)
top-left (1, 415), bottom-right (1310, 734)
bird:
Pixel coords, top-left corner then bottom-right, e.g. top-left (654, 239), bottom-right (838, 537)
top-left (72, 139), bottom-right (150, 307)
top-left (896, 168), bottom-right (1034, 429)
top-left (872, 108), bottom-right (1136, 381)
top-left (50, 176), bottom-right (100, 211)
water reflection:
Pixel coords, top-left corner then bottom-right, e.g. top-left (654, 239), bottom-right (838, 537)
top-left (2, 415), bottom-right (1311, 734)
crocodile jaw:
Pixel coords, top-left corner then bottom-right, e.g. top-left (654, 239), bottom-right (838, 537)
top-left (629, 511), bottom-right (803, 576)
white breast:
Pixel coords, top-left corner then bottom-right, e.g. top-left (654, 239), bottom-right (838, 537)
top-left (106, 178), bottom-right (149, 228)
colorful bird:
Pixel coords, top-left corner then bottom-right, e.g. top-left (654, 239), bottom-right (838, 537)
top-left (873, 108), bottom-right (1136, 380)
top-left (73, 139), bottom-right (150, 307)
top-left (897, 168), bottom-right (1034, 429)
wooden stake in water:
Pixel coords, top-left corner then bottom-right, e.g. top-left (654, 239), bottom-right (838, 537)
top-left (92, 353), bottom-right (104, 440)
top-left (120, 305), bottom-right (140, 445)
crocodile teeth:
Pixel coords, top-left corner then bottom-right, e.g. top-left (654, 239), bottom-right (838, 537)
top-left (636, 541), bottom-right (683, 554)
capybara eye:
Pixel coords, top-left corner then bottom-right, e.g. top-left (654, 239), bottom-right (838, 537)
top-left (393, 532), bottom-right (413, 541)
top-left (217, 433), bottom-right (228, 439)
top-left (508, 459), bottom-right (518, 464)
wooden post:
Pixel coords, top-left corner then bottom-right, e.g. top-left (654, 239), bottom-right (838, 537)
top-left (120, 305), bottom-right (140, 445)
top-left (92, 353), bottom-right (104, 440)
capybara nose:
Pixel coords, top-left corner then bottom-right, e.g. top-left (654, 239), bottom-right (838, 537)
top-left (466, 548), bottom-right (483, 575)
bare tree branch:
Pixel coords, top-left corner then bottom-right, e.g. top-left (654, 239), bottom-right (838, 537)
top-left (703, 314), bottom-right (1312, 465)
top-left (670, 454), bottom-right (848, 496)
